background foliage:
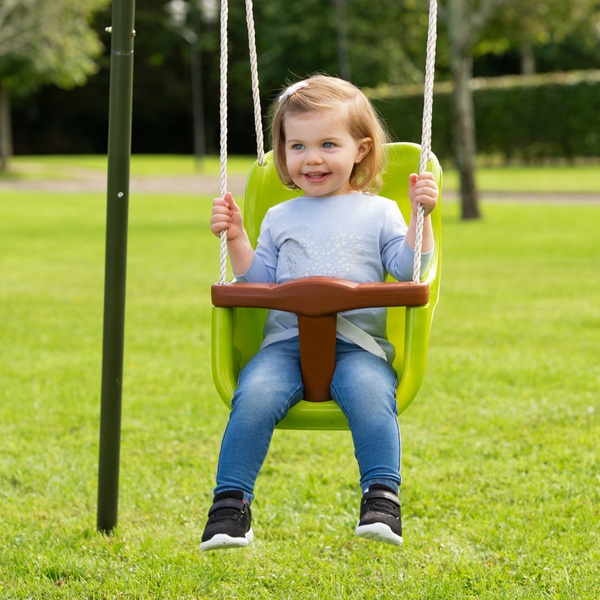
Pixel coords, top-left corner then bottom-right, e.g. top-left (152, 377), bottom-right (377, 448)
top-left (371, 70), bottom-right (600, 163)
top-left (0, 0), bottom-right (110, 92)
top-left (9, 0), bottom-right (600, 156)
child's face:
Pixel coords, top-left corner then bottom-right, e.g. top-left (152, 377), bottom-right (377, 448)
top-left (283, 110), bottom-right (372, 197)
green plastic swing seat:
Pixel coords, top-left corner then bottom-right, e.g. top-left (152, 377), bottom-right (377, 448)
top-left (211, 142), bottom-right (442, 430)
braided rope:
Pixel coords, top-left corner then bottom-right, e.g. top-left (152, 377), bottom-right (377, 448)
top-left (218, 0), bottom-right (229, 285)
top-left (412, 0), bottom-right (438, 284)
top-left (217, 0), bottom-right (437, 285)
top-left (245, 0), bottom-right (265, 166)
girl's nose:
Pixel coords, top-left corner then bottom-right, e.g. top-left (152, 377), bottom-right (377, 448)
top-left (305, 148), bottom-right (323, 164)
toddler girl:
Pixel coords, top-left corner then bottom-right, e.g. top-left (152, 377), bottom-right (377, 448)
top-left (202, 74), bottom-right (438, 550)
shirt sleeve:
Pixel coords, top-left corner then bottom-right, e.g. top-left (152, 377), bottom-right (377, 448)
top-left (233, 210), bottom-right (278, 283)
top-left (381, 202), bottom-right (433, 281)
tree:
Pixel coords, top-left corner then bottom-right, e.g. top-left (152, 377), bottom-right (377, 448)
top-left (439, 0), bottom-right (515, 219)
top-left (0, 0), bottom-right (109, 170)
top-left (257, 0), bottom-right (430, 92)
top-left (440, 0), bottom-right (600, 219)
top-left (481, 0), bottom-right (600, 75)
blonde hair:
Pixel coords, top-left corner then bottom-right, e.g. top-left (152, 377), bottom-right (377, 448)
top-left (271, 75), bottom-right (389, 194)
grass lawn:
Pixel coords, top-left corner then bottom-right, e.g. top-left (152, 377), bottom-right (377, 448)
top-left (1, 155), bottom-right (255, 180)
top-left (0, 168), bottom-right (599, 597)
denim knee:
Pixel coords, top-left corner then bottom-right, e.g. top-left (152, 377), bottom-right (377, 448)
top-left (230, 380), bottom-right (301, 426)
top-left (231, 338), bottom-right (304, 425)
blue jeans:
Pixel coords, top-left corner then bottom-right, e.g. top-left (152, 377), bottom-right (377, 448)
top-left (214, 337), bottom-right (401, 503)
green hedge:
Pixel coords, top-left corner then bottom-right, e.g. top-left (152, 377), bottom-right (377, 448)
top-left (369, 70), bottom-right (600, 163)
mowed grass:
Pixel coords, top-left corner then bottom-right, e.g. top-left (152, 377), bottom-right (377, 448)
top-left (1, 155), bottom-right (255, 180)
top-left (0, 172), bottom-right (599, 598)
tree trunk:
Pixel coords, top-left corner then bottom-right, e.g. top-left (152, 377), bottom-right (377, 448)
top-left (444, 0), bottom-right (483, 220)
top-left (520, 42), bottom-right (536, 75)
top-left (333, 0), bottom-right (351, 81)
top-left (0, 83), bottom-right (13, 172)
top-left (450, 53), bottom-right (481, 220)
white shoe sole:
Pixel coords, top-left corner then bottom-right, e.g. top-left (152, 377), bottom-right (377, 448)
top-left (200, 528), bottom-right (254, 551)
top-left (356, 523), bottom-right (403, 546)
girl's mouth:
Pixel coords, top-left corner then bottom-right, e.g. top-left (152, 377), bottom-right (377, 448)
top-left (304, 172), bottom-right (329, 181)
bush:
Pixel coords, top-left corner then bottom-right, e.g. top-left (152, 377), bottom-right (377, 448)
top-left (369, 70), bottom-right (600, 164)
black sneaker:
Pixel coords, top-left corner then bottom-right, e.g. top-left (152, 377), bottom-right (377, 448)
top-left (355, 484), bottom-right (403, 546)
top-left (200, 490), bottom-right (253, 551)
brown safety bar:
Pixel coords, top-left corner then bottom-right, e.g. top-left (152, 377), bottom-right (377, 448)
top-left (212, 277), bottom-right (430, 402)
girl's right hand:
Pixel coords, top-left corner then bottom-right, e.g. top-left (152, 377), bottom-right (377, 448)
top-left (210, 192), bottom-right (244, 241)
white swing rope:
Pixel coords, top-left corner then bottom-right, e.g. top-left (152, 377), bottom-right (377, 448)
top-left (245, 0), bottom-right (266, 167)
top-left (218, 0), bottom-right (265, 284)
top-left (218, 0), bottom-right (438, 286)
top-left (218, 0), bottom-right (229, 284)
top-left (412, 0), bottom-right (438, 284)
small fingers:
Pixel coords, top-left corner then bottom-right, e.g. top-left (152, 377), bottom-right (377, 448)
top-left (210, 220), bottom-right (230, 237)
top-left (411, 173), bottom-right (438, 215)
top-left (212, 197), bottom-right (230, 211)
top-left (418, 171), bottom-right (435, 181)
top-left (414, 187), bottom-right (438, 203)
top-left (210, 205), bottom-right (233, 236)
top-left (210, 192), bottom-right (241, 238)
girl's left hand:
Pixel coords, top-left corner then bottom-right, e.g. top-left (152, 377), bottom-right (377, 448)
top-left (409, 172), bottom-right (438, 217)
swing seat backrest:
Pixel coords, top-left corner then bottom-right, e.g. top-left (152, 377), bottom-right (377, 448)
top-left (211, 142), bottom-right (442, 430)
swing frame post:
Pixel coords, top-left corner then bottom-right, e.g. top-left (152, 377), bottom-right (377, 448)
top-left (97, 0), bottom-right (136, 534)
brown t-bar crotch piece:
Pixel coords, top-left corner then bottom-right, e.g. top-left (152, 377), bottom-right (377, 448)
top-left (212, 277), bottom-right (429, 402)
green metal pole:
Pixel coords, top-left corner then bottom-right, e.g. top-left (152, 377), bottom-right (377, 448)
top-left (97, 0), bottom-right (136, 533)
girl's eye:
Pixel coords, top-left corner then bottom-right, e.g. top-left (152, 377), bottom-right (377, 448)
top-left (291, 143), bottom-right (304, 151)
top-left (323, 142), bottom-right (335, 149)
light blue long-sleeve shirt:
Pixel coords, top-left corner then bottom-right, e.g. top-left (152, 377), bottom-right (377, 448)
top-left (236, 193), bottom-right (432, 361)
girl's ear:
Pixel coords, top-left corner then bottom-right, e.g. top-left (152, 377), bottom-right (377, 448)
top-left (355, 137), bottom-right (373, 163)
